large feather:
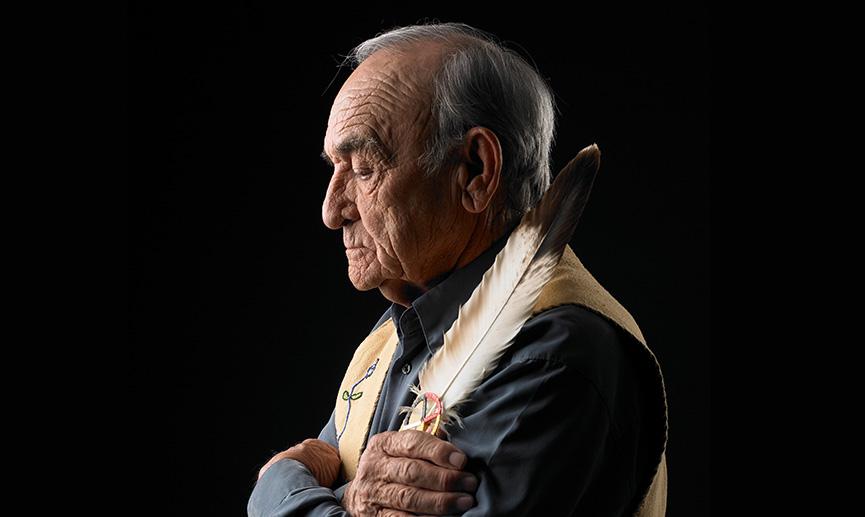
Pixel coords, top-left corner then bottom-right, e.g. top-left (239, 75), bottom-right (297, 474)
top-left (402, 144), bottom-right (602, 429)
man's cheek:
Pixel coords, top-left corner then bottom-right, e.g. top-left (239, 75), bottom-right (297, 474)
top-left (355, 198), bottom-right (380, 239)
top-left (359, 207), bottom-right (393, 250)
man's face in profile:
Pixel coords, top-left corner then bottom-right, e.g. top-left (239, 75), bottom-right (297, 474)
top-left (320, 45), bottom-right (471, 302)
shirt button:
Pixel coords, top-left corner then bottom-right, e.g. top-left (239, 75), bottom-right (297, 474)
top-left (401, 363), bottom-right (412, 375)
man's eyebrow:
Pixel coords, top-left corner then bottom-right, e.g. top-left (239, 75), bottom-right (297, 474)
top-left (321, 134), bottom-right (393, 167)
top-left (320, 151), bottom-right (334, 167)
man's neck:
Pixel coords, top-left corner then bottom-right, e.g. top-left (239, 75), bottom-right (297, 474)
top-left (380, 217), bottom-right (514, 307)
top-left (454, 211), bottom-right (514, 270)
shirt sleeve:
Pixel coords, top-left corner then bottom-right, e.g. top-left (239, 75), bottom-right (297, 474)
top-left (449, 305), bottom-right (634, 516)
top-left (247, 308), bottom-right (391, 517)
top-left (247, 411), bottom-right (349, 517)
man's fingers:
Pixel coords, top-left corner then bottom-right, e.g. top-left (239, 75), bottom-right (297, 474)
top-left (378, 482), bottom-right (475, 515)
top-left (383, 457), bottom-right (478, 492)
top-left (377, 430), bottom-right (467, 469)
top-left (258, 439), bottom-right (341, 486)
top-left (301, 439), bottom-right (339, 457)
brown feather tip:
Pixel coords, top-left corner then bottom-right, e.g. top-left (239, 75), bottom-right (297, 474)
top-left (547, 143), bottom-right (602, 201)
top-left (562, 143), bottom-right (601, 178)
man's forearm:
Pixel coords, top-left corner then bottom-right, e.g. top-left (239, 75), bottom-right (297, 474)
top-left (248, 458), bottom-right (348, 517)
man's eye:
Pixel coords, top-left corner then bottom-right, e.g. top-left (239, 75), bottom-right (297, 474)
top-left (354, 169), bottom-right (374, 179)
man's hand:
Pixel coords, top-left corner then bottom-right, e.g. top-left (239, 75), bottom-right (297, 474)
top-left (343, 430), bottom-right (478, 516)
top-left (258, 438), bottom-right (341, 488)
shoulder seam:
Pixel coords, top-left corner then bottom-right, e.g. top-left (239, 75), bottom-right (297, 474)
top-left (499, 357), bottom-right (622, 440)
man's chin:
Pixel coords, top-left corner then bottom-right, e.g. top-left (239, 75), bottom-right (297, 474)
top-left (347, 269), bottom-right (380, 292)
top-left (346, 271), bottom-right (405, 305)
top-left (349, 280), bottom-right (378, 292)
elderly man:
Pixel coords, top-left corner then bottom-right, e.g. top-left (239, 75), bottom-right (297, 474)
top-left (248, 23), bottom-right (667, 517)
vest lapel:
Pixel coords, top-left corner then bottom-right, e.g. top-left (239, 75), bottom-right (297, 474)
top-left (333, 320), bottom-right (399, 481)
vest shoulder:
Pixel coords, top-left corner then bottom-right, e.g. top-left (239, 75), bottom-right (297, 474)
top-left (512, 304), bottom-right (631, 376)
top-left (511, 304), bottom-right (643, 426)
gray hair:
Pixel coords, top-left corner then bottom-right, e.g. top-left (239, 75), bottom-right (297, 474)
top-left (347, 23), bottom-right (556, 226)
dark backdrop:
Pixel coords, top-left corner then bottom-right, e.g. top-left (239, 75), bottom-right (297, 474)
top-left (128, 3), bottom-right (709, 515)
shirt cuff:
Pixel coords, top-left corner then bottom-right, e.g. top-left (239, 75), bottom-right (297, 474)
top-left (333, 481), bottom-right (349, 503)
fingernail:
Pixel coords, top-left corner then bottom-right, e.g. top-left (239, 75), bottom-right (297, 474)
top-left (457, 495), bottom-right (474, 511)
top-left (461, 475), bottom-right (478, 491)
top-left (449, 451), bottom-right (467, 468)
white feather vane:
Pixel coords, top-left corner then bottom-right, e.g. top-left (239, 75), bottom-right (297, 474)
top-left (402, 144), bottom-right (602, 430)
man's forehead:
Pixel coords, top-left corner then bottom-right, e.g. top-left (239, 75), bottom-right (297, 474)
top-left (325, 73), bottom-right (407, 153)
top-left (324, 45), bottom-right (443, 154)
top-left (329, 66), bottom-right (410, 123)
top-left (329, 83), bottom-right (394, 127)
top-left (324, 96), bottom-right (389, 157)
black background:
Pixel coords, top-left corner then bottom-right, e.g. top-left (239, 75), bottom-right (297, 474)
top-left (128, 3), bottom-right (709, 515)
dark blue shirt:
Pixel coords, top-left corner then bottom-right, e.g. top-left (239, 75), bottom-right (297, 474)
top-left (249, 234), bottom-right (653, 516)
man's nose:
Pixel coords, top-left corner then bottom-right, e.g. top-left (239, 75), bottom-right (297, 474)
top-left (322, 172), bottom-right (359, 230)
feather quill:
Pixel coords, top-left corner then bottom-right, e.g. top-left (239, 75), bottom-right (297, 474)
top-left (401, 144), bottom-right (602, 431)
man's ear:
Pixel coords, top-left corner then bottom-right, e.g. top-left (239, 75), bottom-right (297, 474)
top-left (454, 127), bottom-right (502, 214)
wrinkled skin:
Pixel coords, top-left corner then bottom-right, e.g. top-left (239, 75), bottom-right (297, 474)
top-left (259, 41), bottom-right (506, 516)
top-left (321, 43), bottom-right (503, 306)
top-left (342, 431), bottom-right (478, 517)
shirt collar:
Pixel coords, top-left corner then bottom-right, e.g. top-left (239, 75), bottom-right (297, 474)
top-left (388, 228), bottom-right (513, 355)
